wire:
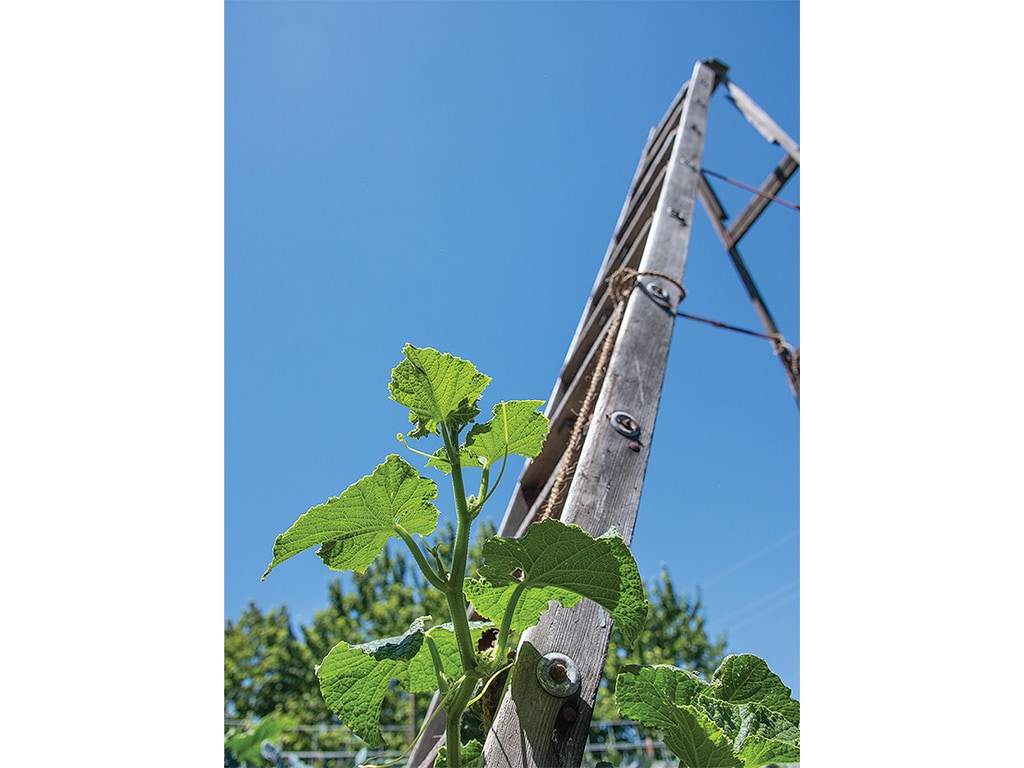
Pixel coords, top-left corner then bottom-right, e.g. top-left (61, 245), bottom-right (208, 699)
top-left (676, 309), bottom-right (780, 343)
top-left (702, 167), bottom-right (800, 211)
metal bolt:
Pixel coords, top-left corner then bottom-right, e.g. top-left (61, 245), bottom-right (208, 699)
top-left (668, 208), bottom-right (688, 225)
top-left (611, 411), bottom-right (641, 440)
top-left (536, 652), bottom-right (581, 698)
top-left (560, 706), bottom-right (578, 722)
top-left (628, 440), bottom-right (641, 452)
top-left (643, 281), bottom-right (673, 311)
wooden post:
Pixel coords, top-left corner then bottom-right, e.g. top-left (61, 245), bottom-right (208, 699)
top-left (481, 59), bottom-right (720, 768)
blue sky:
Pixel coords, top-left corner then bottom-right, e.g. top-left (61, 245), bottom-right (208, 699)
top-left (226, 1), bottom-right (801, 698)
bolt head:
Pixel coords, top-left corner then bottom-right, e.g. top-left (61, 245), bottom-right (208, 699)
top-left (536, 653), bottom-right (581, 698)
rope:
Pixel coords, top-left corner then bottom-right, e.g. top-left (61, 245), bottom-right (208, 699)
top-left (539, 267), bottom-right (682, 521)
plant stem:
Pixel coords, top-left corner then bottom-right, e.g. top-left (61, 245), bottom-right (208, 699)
top-left (425, 634), bottom-right (450, 694)
top-left (441, 423), bottom-right (480, 673)
top-left (495, 580), bottom-right (528, 663)
top-left (443, 671), bottom-right (481, 768)
top-left (395, 525), bottom-right (447, 590)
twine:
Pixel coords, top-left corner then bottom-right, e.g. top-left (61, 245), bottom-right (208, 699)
top-left (538, 267), bottom-right (684, 521)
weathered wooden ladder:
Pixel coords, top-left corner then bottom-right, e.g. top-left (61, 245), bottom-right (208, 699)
top-left (409, 56), bottom-right (799, 768)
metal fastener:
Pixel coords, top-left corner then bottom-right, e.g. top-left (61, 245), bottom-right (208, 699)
top-left (668, 207), bottom-right (688, 225)
top-left (536, 652), bottom-right (581, 698)
top-left (642, 281), bottom-right (673, 310)
top-left (610, 411), bottom-right (641, 440)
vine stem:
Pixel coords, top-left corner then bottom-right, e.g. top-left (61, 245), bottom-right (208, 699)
top-left (395, 525), bottom-right (447, 591)
top-left (443, 671), bottom-right (481, 768)
top-left (495, 580), bottom-right (528, 663)
top-left (440, 423), bottom-right (479, 673)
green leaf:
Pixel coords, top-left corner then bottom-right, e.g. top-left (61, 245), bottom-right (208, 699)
top-left (388, 344), bottom-right (491, 438)
top-left (315, 617), bottom-right (428, 747)
top-left (224, 714), bottom-right (295, 765)
top-left (705, 654), bottom-right (800, 727)
top-left (463, 519), bottom-right (649, 647)
top-left (615, 665), bottom-right (741, 768)
top-left (616, 658), bottom-right (800, 768)
top-left (734, 734), bottom-right (801, 765)
top-left (699, 699), bottom-right (799, 758)
top-left (427, 400), bottom-right (549, 473)
top-left (405, 621), bottom-right (494, 693)
top-left (262, 454), bottom-right (438, 579)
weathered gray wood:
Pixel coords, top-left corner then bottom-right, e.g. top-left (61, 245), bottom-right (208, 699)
top-left (727, 153), bottom-right (799, 245)
top-left (482, 59), bottom-right (720, 768)
top-left (724, 80), bottom-right (800, 164)
top-left (698, 165), bottom-right (800, 405)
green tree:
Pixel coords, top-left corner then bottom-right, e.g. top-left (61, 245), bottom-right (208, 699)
top-left (224, 602), bottom-right (318, 723)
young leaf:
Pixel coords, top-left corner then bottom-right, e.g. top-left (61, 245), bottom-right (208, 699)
top-left (463, 519), bottom-right (649, 647)
top-left (262, 454), bottom-right (438, 579)
top-left (615, 664), bottom-right (741, 768)
top-left (388, 345), bottom-right (491, 438)
top-left (427, 400), bottom-right (549, 474)
top-left (315, 617), bottom-right (429, 747)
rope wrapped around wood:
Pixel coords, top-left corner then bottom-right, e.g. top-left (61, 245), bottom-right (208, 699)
top-left (539, 267), bottom-right (685, 522)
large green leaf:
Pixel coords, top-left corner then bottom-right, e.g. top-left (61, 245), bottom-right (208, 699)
top-left (616, 665), bottom-right (741, 768)
top-left (735, 734), bottom-right (801, 766)
top-left (699, 699), bottom-right (799, 757)
top-left (316, 617), bottom-right (428, 747)
top-left (262, 454), bottom-right (438, 579)
top-left (616, 658), bottom-right (800, 768)
top-left (706, 654), bottom-right (800, 727)
top-left (427, 400), bottom-right (549, 473)
top-left (463, 519), bottom-right (649, 647)
top-left (388, 344), bottom-right (491, 438)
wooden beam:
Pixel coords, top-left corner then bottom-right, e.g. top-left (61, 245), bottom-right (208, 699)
top-left (481, 59), bottom-right (719, 768)
top-left (727, 152), bottom-right (799, 245)
top-left (698, 176), bottom-right (800, 404)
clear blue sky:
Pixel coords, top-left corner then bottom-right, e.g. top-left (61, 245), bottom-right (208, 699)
top-left (225, 0), bottom-right (800, 698)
